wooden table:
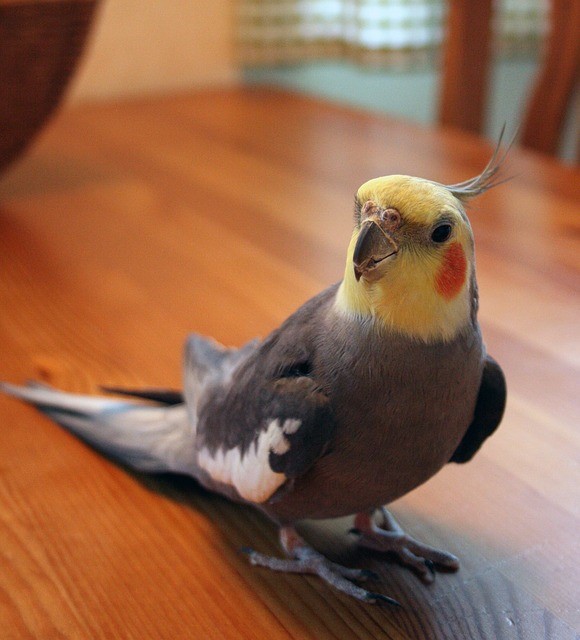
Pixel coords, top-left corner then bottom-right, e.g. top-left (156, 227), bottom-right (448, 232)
top-left (0, 88), bottom-right (578, 640)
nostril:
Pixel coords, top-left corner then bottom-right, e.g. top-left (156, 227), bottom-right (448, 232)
top-left (382, 208), bottom-right (401, 227)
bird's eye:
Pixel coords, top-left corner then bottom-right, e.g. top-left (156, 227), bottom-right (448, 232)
top-left (431, 224), bottom-right (452, 243)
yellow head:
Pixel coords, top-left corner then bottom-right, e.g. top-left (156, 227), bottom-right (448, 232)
top-left (335, 173), bottom-right (486, 343)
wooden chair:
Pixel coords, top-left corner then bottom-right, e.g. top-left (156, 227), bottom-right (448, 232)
top-left (438, 0), bottom-right (580, 157)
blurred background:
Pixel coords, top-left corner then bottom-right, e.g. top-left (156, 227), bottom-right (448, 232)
top-left (72, 0), bottom-right (578, 161)
top-left (1, 0), bottom-right (578, 173)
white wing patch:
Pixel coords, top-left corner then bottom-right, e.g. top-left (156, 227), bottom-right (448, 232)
top-left (197, 418), bottom-right (301, 503)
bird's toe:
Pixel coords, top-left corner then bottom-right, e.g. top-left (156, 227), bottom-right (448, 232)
top-left (354, 508), bottom-right (460, 583)
top-left (243, 527), bottom-right (397, 605)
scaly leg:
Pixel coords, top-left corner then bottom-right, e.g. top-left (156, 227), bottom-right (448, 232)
top-left (352, 507), bottom-right (459, 583)
top-left (243, 525), bottom-right (400, 606)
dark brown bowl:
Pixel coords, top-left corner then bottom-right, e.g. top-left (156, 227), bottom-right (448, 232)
top-left (0, 0), bottom-right (98, 175)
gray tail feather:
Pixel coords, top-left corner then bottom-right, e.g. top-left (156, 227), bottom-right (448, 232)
top-left (1, 382), bottom-right (195, 474)
top-left (100, 386), bottom-right (184, 406)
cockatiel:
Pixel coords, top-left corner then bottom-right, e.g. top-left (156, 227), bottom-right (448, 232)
top-left (1, 148), bottom-right (507, 606)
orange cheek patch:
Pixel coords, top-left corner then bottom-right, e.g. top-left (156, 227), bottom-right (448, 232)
top-left (435, 242), bottom-right (467, 299)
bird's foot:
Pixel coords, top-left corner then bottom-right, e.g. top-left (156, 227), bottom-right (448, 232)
top-left (352, 507), bottom-right (459, 583)
top-left (242, 525), bottom-right (400, 606)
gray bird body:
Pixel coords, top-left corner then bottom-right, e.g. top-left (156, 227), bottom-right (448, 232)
top-left (1, 161), bottom-right (509, 604)
top-left (191, 282), bottom-right (484, 522)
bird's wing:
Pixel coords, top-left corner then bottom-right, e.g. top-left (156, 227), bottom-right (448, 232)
top-left (449, 355), bottom-right (506, 463)
top-left (190, 287), bottom-right (338, 505)
top-left (182, 334), bottom-right (260, 426)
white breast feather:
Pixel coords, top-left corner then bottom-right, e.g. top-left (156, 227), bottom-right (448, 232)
top-left (197, 418), bottom-right (301, 503)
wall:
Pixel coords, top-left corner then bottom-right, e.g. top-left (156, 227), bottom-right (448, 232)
top-left (244, 57), bottom-right (577, 162)
top-left (68, 0), bottom-right (238, 103)
top-left (244, 58), bottom-right (539, 148)
top-left (64, 2), bottom-right (576, 160)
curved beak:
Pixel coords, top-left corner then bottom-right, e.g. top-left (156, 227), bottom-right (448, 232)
top-left (353, 219), bottom-right (399, 282)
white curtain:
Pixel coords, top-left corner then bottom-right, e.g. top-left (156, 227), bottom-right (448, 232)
top-left (237, 0), bottom-right (548, 67)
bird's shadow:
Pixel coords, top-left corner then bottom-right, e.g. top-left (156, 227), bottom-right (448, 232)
top-left (120, 465), bottom-right (475, 632)
top-left (130, 466), bottom-right (560, 640)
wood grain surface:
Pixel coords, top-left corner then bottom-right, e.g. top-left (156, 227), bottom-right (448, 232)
top-left (0, 88), bottom-right (578, 640)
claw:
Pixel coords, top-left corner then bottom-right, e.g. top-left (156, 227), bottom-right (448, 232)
top-left (366, 592), bottom-right (402, 607)
top-left (348, 527), bottom-right (362, 536)
top-left (425, 559), bottom-right (436, 575)
top-left (359, 568), bottom-right (380, 581)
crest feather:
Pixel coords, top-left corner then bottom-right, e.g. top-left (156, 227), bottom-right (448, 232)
top-left (439, 125), bottom-right (514, 201)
